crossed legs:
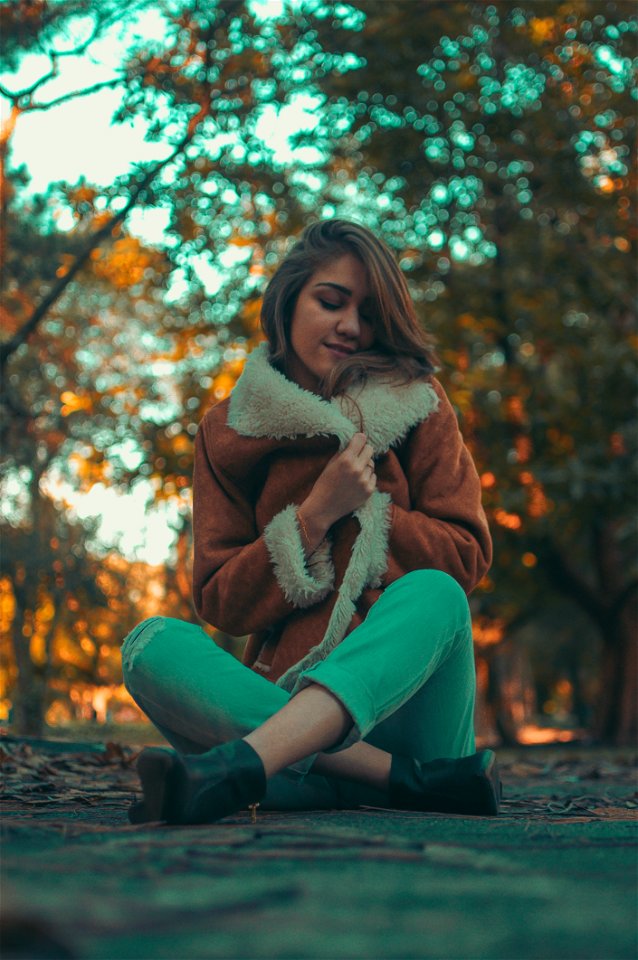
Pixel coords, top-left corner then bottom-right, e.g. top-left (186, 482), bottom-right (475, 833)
top-left (244, 569), bottom-right (475, 792)
top-left (122, 570), bottom-right (475, 808)
top-left (245, 683), bottom-right (392, 790)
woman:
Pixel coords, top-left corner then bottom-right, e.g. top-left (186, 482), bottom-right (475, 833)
top-left (122, 219), bottom-right (501, 825)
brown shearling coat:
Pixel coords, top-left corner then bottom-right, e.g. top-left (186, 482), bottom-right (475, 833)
top-left (192, 343), bottom-right (492, 692)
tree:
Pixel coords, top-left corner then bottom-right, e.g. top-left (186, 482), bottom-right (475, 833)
top-left (3, 0), bottom-right (635, 742)
top-left (294, 0), bottom-right (637, 742)
top-left (0, 0), bottom-right (347, 732)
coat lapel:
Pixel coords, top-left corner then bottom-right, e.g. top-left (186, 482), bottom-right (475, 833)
top-left (228, 342), bottom-right (439, 453)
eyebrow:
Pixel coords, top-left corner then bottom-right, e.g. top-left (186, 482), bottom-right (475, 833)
top-left (313, 282), bottom-right (352, 295)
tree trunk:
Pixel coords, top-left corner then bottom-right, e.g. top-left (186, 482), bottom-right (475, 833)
top-left (9, 471), bottom-right (50, 735)
top-left (11, 673), bottom-right (46, 736)
top-left (594, 602), bottom-right (638, 744)
top-left (174, 518), bottom-right (194, 614)
top-left (483, 643), bottom-right (521, 746)
top-left (539, 528), bottom-right (637, 745)
top-left (10, 590), bottom-right (46, 736)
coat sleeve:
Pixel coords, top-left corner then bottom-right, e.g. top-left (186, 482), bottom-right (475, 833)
top-left (382, 380), bottom-right (492, 594)
top-left (192, 422), bottom-right (335, 636)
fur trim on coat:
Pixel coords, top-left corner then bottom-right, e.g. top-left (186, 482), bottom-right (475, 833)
top-left (229, 343), bottom-right (438, 690)
top-left (192, 342), bottom-right (492, 690)
top-left (228, 342), bottom-right (440, 454)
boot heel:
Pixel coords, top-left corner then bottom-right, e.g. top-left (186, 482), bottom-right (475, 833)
top-left (131, 740), bottom-right (267, 826)
top-left (127, 799), bottom-right (149, 824)
top-left (136, 748), bottom-right (179, 822)
top-left (476, 750), bottom-right (502, 815)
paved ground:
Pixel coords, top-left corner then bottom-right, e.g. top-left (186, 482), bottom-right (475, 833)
top-left (1, 735), bottom-right (636, 960)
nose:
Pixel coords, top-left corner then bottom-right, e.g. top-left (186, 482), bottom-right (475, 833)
top-left (335, 304), bottom-right (361, 339)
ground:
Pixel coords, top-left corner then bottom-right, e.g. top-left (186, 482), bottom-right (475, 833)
top-left (1, 733), bottom-right (636, 960)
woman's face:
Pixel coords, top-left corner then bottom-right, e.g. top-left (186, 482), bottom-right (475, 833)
top-left (287, 252), bottom-right (375, 394)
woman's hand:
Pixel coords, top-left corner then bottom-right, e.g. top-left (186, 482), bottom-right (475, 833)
top-left (298, 434), bottom-right (377, 551)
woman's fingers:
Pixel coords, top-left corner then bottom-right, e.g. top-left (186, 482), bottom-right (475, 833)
top-left (358, 444), bottom-right (375, 468)
top-left (311, 433), bottom-right (377, 521)
top-left (349, 433), bottom-right (374, 463)
top-left (346, 436), bottom-right (375, 491)
top-left (348, 432), bottom-right (368, 457)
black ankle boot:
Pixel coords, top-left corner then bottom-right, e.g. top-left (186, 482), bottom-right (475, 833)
top-left (388, 749), bottom-right (502, 816)
top-left (129, 739), bottom-right (267, 825)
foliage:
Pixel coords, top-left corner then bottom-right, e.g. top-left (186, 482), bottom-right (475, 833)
top-left (286, 0), bottom-right (638, 740)
top-left (0, 0), bottom-right (635, 740)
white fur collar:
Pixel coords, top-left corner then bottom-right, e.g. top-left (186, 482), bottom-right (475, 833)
top-left (228, 342), bottom-right (439, 454)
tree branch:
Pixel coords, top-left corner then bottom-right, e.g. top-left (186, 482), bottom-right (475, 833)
top-left (28, 77), bottom-right (125, 112)
top-left (45, 0), bottom-right (154, 62)
top-left (610, 578), bottom-right (638, 620)
top-left (1, 0), bottom-right (153, 103)
top-left (537, 536), bottom-right (608, 628)
top-left (0, 77), bottom-right (125, 113)
top-left (1, 385), bottom-right (32, 421)
top-left (0, 70), bottom-right (57, 102)
top-left (0, 121), bottom-right (203, 369)
top-left (46, 13), bottom-right (115, 62)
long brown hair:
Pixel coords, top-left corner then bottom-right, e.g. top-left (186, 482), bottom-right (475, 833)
top-left (260, 219), bottom-right (438, 399)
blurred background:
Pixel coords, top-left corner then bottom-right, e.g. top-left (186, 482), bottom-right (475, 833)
top-left (1, 0), bottom-right (635, 748)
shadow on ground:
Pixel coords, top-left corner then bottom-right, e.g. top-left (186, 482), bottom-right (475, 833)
top-left (1, 736), bottom-right (636, 960)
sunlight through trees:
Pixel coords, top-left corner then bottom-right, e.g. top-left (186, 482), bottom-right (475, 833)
top-left (1, 0), bottom-right (635, 741)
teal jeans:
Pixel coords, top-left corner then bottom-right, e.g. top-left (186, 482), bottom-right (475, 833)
top-left (121, 569), bottom-right (476, 810)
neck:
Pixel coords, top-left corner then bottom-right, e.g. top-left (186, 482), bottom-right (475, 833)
top-left (285, 354), bottom-right (324, 396)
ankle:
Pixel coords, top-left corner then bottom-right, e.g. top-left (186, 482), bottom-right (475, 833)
top-left (312, 749), bottom-right (391, 792)
top-left (242, 733), bottom-right (279, 779)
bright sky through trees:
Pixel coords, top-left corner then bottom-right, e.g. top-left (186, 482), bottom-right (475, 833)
top-left (1, 6), bottom-right (184, 560)
top-left (3, 0), bottom-right (635, 741)
top-left (1, 0), bottom-right (316, 562)
top-left (2, 1), bottom-right (317, 239)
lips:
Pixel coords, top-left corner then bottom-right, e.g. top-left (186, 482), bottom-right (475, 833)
top-left (324, 343), bottom-right (355, 358)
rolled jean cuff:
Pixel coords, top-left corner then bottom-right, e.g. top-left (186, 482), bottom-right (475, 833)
top-left (286, 751), bottom-right (318, 779)
top-left (289, 662), bottom-right (377, 754)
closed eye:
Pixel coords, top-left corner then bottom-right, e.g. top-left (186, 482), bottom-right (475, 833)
top-left (319, 297), bottom-right (374, 328)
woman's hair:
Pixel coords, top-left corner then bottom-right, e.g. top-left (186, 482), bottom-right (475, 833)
top-left (260, 219), bottom-right (438, 399)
